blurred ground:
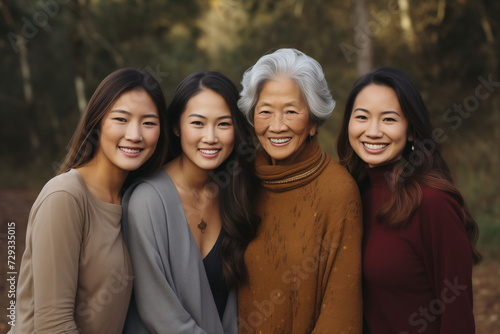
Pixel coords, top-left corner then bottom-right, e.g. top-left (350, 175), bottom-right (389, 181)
top-left (0, 188), bottom-right (499, 333)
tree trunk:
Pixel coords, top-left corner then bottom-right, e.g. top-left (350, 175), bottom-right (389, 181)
top-left (355, 0), bottom-right (372, 75)
top-left (0, 1), bottom-right (42, 165)
top-left (478, 1), bottom-right (499, 167)
top-left (398, 0), bottom-right (418, 52)
top-left (73, 0), bottom-right (87, 114)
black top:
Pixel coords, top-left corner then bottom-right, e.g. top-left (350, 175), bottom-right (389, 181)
top-left (202, 229), bottom-right (228, 320)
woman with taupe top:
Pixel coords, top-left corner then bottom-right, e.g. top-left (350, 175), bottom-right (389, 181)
top-left (9, 68), bottom-right (168, 334)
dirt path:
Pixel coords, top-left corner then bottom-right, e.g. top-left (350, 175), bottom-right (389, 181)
top-left (473, 259), bottom-right (500, 332)
top-left (0, 188), bottom-right (499, 333)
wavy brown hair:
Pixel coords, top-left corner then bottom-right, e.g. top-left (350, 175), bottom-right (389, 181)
top-left (337, 67), bottom-right (482, 265)
top-left (166, 71), bottom-right (261, 288)
top-left (57, 68), bottom-right (168, 189)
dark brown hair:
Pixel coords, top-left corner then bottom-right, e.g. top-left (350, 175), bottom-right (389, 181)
top-left (337, 67), bottom-right (482, 265)
top-left (166, 71), bottom-right (261, 288)
top-left (57, 67), bottom-right (168, 188)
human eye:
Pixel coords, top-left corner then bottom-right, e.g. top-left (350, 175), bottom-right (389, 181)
top-left (113, 117), bottom-right (127, 122)
top-left (143, 121), bottom-right (158, 126)
top-left (191, 121), bottom-right (203, 126)
top-left (354, 115), bottom-right (367, 120)
top-left (218, 121), bottom-right (232, 127)
top-left (383, 117), bottom-right (397, 122)
top-left (286, 109), bottom-right (298, 114)
top-left (259, 110), bottom-right (271, 114)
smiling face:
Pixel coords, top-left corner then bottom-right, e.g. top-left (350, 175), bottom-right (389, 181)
top-left (177, 89), bottom-right (235, 172)
top-left (253, 76), bottom-right (317, 166)
top-left (348, 84), bottom-right (412, 168)
top-left (95, 88), bottom-right (161, 173)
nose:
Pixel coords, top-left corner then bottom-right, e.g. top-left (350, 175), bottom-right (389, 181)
top-left (269, 112), bottom-right (287, 133)
top-left (125, 122), bottom-right (143, 142)
top-left (202, 126), bottom-right (219, 144)
top-left (365, 120), bottom-right (382, 138)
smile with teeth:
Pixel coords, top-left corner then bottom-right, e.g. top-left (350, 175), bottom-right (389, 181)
top-left (119, 147), bottom-right (142, 154)
top-left (269, 137), bottom-right (291, 144)
top-left (363, 143), bottom-right (388, 150)
top-left (199, 149), bottom-right (220, 154)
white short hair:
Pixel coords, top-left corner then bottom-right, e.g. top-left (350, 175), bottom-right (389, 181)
top-left (238, 48), bottom-right (335, 128)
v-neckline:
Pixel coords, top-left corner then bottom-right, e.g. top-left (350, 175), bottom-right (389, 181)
top-left (161, 170), bottom-right (222, 260)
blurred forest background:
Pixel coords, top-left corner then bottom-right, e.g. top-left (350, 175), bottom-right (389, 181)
top-left (0, 0), bottom-right (499, 331)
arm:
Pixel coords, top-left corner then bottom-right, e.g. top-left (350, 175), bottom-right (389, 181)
top-left (124, 183), bottom-right (209, 334)
top-left (312, 181), bottom-right (363, 334)
top-left (31, 192), bottom-right (83, 333)
top-left (420, 189), bottom-right (475, 334)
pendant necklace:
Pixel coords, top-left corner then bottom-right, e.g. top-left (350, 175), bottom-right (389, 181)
top-left (180, 160), bottom-right (209, 233)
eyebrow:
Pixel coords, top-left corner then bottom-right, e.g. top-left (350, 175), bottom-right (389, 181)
top-left (187, 113), bottom-right (232, 120)
top-left (256, 101), bottom-right (300, 108)
top-left (353, 108), bottom-right (401, 116)
top-left (110, 109), bottom-right (159, 119)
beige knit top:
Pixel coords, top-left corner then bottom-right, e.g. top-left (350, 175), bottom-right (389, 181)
top-left (9, 169), bottom-right (132, 334)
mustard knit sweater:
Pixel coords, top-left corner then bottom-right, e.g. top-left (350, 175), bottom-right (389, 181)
top-left (238, 137), bottom-right (363, 334)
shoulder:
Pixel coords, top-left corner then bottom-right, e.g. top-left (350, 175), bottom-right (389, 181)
top-left (416, 186), bottom-right (472, 257)
top-left (420, 185), bottom-right (461, 214)
top-left (122, 170), bottom-right (179, 222)
top-left (34, 170), bottom-right (88, 209)
top-left (42, 170), bottom-right (86, 195)
top-left (125, 170), bottom-right (173, 204)
top-left (417, 185), bottom-right (464, 230)
top-left (313, 155), bottom-right (362, 224)
top-left (29, 171), bottom-right (87, 228)
top-left (122, 171), bottom-right (177, 241)
top-left (322, 155), bottom-right (358, 184)
top-left (317, 155), bottom-right (360, 200)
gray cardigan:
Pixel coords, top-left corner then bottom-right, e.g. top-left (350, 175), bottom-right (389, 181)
top-left (121, 170), bottom-right (238, 334)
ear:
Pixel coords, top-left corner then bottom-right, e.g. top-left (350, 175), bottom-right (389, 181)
top-left (309, 123), bottom-right (318, 137)
top-left (407, 126), bottom-right (414, 142)
top-left (174, 127), bottom-right (180, 137)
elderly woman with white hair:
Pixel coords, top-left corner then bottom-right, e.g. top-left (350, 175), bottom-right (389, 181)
top-left (237, 49), bottom-right (363, 333)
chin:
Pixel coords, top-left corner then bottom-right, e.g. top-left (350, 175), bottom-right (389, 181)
top-left (120, 162), bottom-right (146, 172)
top-left (266, 149), bottom-right (290, 159)
top-left (267, 153), bottom-right (284, 161)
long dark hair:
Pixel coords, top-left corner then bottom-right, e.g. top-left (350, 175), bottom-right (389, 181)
top-left (337, 67), bottom-right (482, 265)
top-left (167, 71), bottom-right (261, 288)
top-left (58, 68), bottom-right (168, 189)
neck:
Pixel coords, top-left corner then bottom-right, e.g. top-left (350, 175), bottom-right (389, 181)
top-left (179, 155), bottom-right (211, 192)
top-left (270, 135), bottom-right (315, 166)
top-left (76, 157), bottom-right (128, 204)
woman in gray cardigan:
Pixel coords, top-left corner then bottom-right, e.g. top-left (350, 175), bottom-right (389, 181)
top-left (122, 71), bottom-right (261, 333)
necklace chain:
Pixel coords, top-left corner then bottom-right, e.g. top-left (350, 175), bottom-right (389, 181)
top-left (180, 159), bottom-right (209, 233)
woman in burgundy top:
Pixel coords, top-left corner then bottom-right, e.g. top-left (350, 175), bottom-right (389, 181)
top-left (337, 67), bottom-right (482, 334)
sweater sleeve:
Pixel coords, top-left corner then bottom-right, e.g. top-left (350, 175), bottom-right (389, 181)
top-left (124, 182), bottom-right (209, 334)
top-left (30, 191), bottom-right (83, 334)
top-left (312, 180), bottom-right (363, 334)
top-left (420, 188), bottom-right (475, 333)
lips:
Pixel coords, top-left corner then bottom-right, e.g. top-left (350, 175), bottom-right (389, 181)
top-left (119, 146), bottom-right (143, 154)
top-left (269, 137), bottom-right (291, 145)
top-left (198, 148), bottom-right (221, 158)
top-left (363, 143), bottom-right (388, 150)
top-left (199, 149), bottom-right (220, 154)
